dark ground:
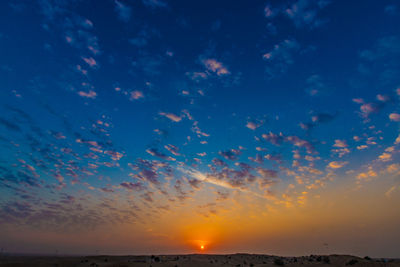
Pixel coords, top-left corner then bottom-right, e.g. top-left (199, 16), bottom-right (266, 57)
top-left (0, 254), bottom-right (399, 267)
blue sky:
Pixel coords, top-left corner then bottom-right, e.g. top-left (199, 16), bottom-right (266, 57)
top-left (0, 0), bottom-right (400, 256)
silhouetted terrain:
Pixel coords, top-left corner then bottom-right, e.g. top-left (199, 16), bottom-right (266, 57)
top-left (0, 254), bottom-right (399, 267)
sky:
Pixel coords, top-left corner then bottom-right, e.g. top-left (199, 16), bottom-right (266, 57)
top-left (0, 0), bottom-right (400, 258)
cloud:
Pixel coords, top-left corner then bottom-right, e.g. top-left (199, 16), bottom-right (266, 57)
top-left (261, 132), bottom-right (314, 153)
top-left (142, 0), bottom-right (167, 8)
top-left (384, 5), bottom-right (397, 15)
top-left (181, 168), bottom-right (268, 199)
top-left (159, 112), bottom-right (182, 122)
top-left (262, 39), bottom-right (300, 77)
top-left (360, 103), bottom-right (381, 117)
top-left (146, 148), bottom-right (175, 161)
top-left (389, 113), bottom-right (400, 121)
top-left (114, 0), bottom-right (131, 22)
top-left (360, 36), bottom-right (400, 62)
top-left (105, 150), bottom-right (124, 161)
top-left (333, 139), bottom-right (348, 148)
top-left (188, 178), bottom-right (202, 189)
top-left (246, 119), bottom-right (264, 130)
top-left (38, 0), bottom-right (68, 21)
top-left (257, 168), bottom-right (278, 178)
top-left (331, 141), bottom-right (350, 157)
top-left (312, 112), bottom-right (335, 124)
top-left (186, 71), bottom-right (208, 81)
top-left (120, 182), bottom-right (145, 191)
top-left (142, 191), bottom-right (154, 202)
top-left (284, 0), bottom-right (330, 28)
top-left (264, 0), bottom-right (330, 29)
top-left (306, 74), bottom-right (328, 96)
top-left (129, 37), bottom-right (147, 47)
top-left (265, 154), bottom-right (282, 164)
top-left (191, 120), bottom-right (210, 137)
top-left (286, 135), bottom-right (314, 154)
top-left (262, 132), bottom-right (284, 145)
top-left (249, 154), bottom-right (263, 164)
top-left (0, 117), bottom-right (21, 132)
top-left (357, 167), bottom-right (377, 180)
top-left (219, 149), bottom-right (242, 161)
top-left (358, 36), bottom-right (400, 83)
top-left (182, 109), bottom-right (193, 120)
top-left (264, 5), bottom-right (276, 18)
top-left (385, 185), bottom-right (399, 198)
top-left (164, 144), bottom-right (180, 156)
top-left (129, 159), bottom-right (169, 185)
top-left (300, 112), bottom-right (336, 130)
top-left (378, 152), bottom-right (392, 162)
top-left (131, 55), bottom-right (163, 76)
top-left (202, 59), bottom-right (230, 76)
top-left (212, 158), bottom-right (227, 167)
top-left (130, 90), bottom-right (144, 100)
top-left (395, 134), bottom-right (400, 144)
top-left (82, 57), bottom-right (97, 68)
top-left (328, 161), bottom-right (348, 169)
top-left (78, 90), bottom-right (97, 99)
top-left (352, 97), bottom-right (386, 120)
top-left (386, 164), bottom-right (400, 174)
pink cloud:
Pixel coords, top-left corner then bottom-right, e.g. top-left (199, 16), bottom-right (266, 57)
top-left (78, 90), bottom-right (97, 99)
top-left (83, 19), bottom-right (93, 28)
top-left (202, 59), bottom-right (230, 76)
top-left (264, 5), bottom-right (275, 17)
top-left (120, 182), bottom-right (144, 191)
top-left (76, 65), bottom-right (87, 75)
top-left (377, 94), bottom-right (390, 102)
top-left (82, 57), bottom-right (97, 68)
top-left (182, 109), bottom-right (193, 120)
top-left (159, 112), bottom-right (182, 122)
top-left (389, 113), bottom-right (400, 121)
top-left (328, 161), bottom-right (348, 169)
top-left (88, 45), bottom-right (100, 55)
top-left (246, 120), bottom-right (264, 130)
top-left (262, 52), bottom-right (272, 60)
top-left (352, 98), bottom-right (364, 104)
top-left (65, 35), bottom-right (73, 44)
top-left (186, 71), bottom-right (208, 81)
top-left (164, 144), bottom-right (180, 156)
top-left (333, 139), bottom-right (348, 148)
top-left (130, 90), bottom-right (144, 100)
top-left (360, 103), bottom-right (380, 117)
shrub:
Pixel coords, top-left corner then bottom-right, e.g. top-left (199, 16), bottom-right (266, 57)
top-left (346, 259), bottom-right (358, 265)
top-left (274, 258), bottom-right (285, 266)
top-left (323, 256), bottom-right (330, 264)
top-left (364, 256), bottom-right (371, 260)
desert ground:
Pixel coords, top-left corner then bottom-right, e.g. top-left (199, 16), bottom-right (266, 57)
top-left (0, 254), bottom-right (399, 267)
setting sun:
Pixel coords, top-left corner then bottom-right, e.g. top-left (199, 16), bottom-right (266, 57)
top-left (200, 245), bottom-right (205, 250)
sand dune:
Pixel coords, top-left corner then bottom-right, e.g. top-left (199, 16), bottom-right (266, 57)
top-left (0, 254), bottom-right (399, 267)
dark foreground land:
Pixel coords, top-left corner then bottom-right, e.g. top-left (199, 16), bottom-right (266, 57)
top-left (0, 254), bottom-right (399, 267)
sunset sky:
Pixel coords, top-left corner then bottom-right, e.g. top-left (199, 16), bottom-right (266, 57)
top-left (0, 0), bottom-right (400, 258)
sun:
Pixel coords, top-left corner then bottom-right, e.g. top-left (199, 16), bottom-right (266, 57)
top-left (200, 245), bottom-right (205, 250)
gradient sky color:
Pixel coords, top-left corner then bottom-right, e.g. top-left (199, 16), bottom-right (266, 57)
top-left (0, 0), bottom-right (400, 258)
